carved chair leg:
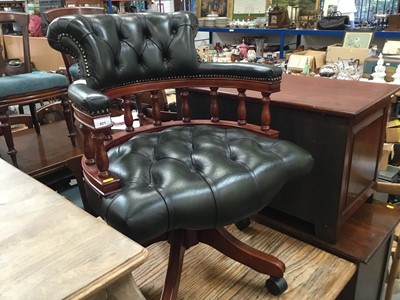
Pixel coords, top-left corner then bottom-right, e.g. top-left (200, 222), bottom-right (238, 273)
top-left (197, 227), bottom-right (285, 278)
top-left (61, 96), bottom-right (76, 146)
top-left (0, 109), bottom-right (18, 166)
top-left (29, 103), bottom-right (40, 135)
top-left (161, 230), bottom-right (187, 300)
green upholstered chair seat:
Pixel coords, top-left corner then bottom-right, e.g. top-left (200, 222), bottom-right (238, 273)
top-left (68, 64), bottom-right (79, 81)
top-left (0, 72), bottom-right (69, 99)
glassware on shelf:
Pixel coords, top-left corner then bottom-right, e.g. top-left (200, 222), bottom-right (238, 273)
top-left (254, 37), bottom-right (265, 58)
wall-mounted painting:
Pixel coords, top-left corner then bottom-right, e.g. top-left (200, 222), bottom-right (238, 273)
top-left (196, 0), bottom-right (234, 19)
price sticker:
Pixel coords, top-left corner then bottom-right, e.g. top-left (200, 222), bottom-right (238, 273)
top-left (94, 116), bottom-right (112, 129)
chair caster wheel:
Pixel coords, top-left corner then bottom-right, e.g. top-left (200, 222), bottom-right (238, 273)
top-left (235, 217), bottom-right (251, 231)
top-left (266, 276), bottom-right (288, 296)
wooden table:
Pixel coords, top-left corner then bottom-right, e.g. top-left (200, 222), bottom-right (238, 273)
top-left (183, 75), bottom-right (400, 243)
top-left (0, 158), bottom-right (148, 299)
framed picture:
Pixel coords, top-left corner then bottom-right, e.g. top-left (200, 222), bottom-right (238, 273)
top-left (343, 31), bottom-right (374, 49)
top-left (322, 0), bottom-right (338, 16)
top-left (196, 0), bottom-right (234, 19)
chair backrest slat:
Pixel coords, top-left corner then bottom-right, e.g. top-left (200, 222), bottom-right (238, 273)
top-left (0, 12), bottom-right (31, 74)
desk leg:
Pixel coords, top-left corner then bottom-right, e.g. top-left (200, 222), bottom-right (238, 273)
top-left (88, 274), bottom-right (146, 300)
top-left (66, 156), bottom-right (96, 216)
top-left (107, 274), bottom-right (146, 300)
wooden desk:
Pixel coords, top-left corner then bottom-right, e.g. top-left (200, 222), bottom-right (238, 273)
top-left (183, 75), bottom-right (400, 243)
top-left (0, 158), bottom-right (148, 299)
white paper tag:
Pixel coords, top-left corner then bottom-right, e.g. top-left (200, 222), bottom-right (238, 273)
top-left (73, 79), bottom-right (87, 85)
top-left (94, 116), bottom-right (112, 129)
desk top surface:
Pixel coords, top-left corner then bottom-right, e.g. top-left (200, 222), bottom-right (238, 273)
top-left (0, 159), bottom-right (148, 299)
top-left (207, 75), bottom-right (400, 118)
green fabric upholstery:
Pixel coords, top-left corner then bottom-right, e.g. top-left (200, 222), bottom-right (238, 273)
top-left (0, 72), bottom-right (68, 99)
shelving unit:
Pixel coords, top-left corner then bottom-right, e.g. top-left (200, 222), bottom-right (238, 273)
top-left (198, 27), bottom-right (400, 58)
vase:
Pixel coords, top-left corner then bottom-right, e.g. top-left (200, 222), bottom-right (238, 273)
top-left (254, 38), bottom-right (265, 58)
top-left (247, 46), bottom-right (256, 62)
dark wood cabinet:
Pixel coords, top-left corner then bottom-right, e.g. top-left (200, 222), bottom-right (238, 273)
top-left (181, 75), bottom-right (399, 243)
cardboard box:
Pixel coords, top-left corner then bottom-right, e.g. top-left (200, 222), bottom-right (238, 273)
top-left (363, 56), bottom-right (400, 82)
top-left (326, 44), bottom-right (370, 65)
top-left (287, 50), bottom-right (326, 73)
top-left (382, 40), bottom-right (400, 55)
top-left (380, 143), bottom-right (395, 171)
top-left (387, 119), bottom-right (400, 143)
top-left (3, 35), bottom-right (64, 72)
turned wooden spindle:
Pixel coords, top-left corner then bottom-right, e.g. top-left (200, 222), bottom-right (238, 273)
top-left (81, 124), bottom-right (95, 166)
top-left (181, 88), bottom-right (191, 123)
top-left (151, 90), bottom-right (162, 126)
top-left (103, 127), bottom-right (112, 141)
top-left (210, 87), bottom-right (219, 123)
top-left (237, 88), bottom-right (247, 126)
top-left (134, 93), bottom-right (145, 125)
top-left (92, 130), bottom-right (111, 179)
top-left (123, 95), bottom-right (134, 132)
top-left (261, 91), bottom-right (271, 131)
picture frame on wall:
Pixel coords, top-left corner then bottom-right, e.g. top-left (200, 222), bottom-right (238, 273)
top-left (323, 0), bottom-right (338, 16)
top-left (343, 31), bottom-right (374, 48)
top-left (196, 0), bottom-right (234, 19)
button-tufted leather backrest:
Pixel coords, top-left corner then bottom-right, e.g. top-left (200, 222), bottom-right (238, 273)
top-left (47, 12), bottom-right (200, 90)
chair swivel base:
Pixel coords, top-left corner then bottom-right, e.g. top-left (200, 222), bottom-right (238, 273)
top-left (158, 226), bottom-right (288, 300)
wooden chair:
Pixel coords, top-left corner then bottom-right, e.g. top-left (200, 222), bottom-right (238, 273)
top-left (48, 12), bottom-right (314, 298)
top-left (0, 12), bottom-right (75, 167)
